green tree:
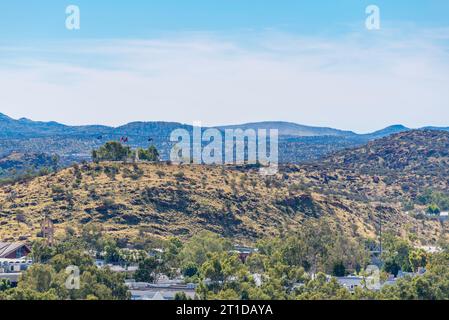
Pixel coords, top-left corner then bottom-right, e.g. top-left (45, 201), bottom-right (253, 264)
top-left (51, 154), bottom-right (60, 172)
top-left (174, 291), bottom-right (192, 300)
top-left (163, 237), bottom-right (183, 273)
top-left (0, 279), bottom-right (11, 292)
top-left (295, 273), bottom-right (352, 300)
top-left (30, 240), bottom-right (55, 263)
top-left (180, 231), bottom-right (232, 268)
top-left (81, 223), bottom-right (104, 252)
top-left (50, 250), bottom-right (94, 273)
top-left (381, 233), bottom-right (413, 273)
top-left (92, 141), bottom-right (131, 162)
top-left (77, 268), bottom-right (130, 300)
top-left (18, 264), bottom-right (61, 293)
top-left (6, 250), bottom-right (130, 300)
top-left (138, 145), bottom-right (160, 161)
top-left (183, 262), bottom-right (199, 278)
top-left (427, 204), bottom-right (440, 215)
top-left (2, 288), bottom-right (59, 300)
top-left (134, 257), bottom-right (162, 283)
top-left (409, 249), bottom-right (427, 273)
top-left (104, 243), bottom-right (121, 264)
top-left (332, 262), bottom-right (346, 277)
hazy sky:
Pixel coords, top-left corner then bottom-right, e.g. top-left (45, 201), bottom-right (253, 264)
top-left (1, 1), bottom-right (449, 133)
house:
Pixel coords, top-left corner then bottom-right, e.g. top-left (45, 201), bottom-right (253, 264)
top-left (336, 276), bottom-right (364, 292)
top-left (154, 275), bottom-right (185, 285)
top-left (232, 245), bottom-right (258, 262)
top-left (0, 242), bottom-right (31, 259)
top-left (336, 275), bottom-right (396, 292)
top-left (126, 281), bottom-right (197, 300)
top-left (107, 264), bottom-right (138, 273)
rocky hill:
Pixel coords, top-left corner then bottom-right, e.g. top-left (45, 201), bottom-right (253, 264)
top-left (0, 130), bottom-right (447, 246)
top-left (324, 130), bottom-right (449, 172)
top-left (0, 152), bottom-right (56, 179)
top-left (320, 130), bottom-right (449, 203)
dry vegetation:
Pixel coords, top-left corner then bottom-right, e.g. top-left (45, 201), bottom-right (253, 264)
top-left (0, 130), bottom-right (447, 245)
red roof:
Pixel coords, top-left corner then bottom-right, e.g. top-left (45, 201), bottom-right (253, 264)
top-left (0, 242), bottom-right (31, 258)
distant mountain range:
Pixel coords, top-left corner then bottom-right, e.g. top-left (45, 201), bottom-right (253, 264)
top-left (218, 121), bottom-right (357, 137)
top-left (2, 112), bottom-right (447, 138)
top-left (0, 112), bottom-right (448, 164)
top-left (0, 112), bottom-right (420, 138)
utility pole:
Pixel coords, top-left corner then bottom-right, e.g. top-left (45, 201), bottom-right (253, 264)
top-left (379, 212), bottom-right (382, 255)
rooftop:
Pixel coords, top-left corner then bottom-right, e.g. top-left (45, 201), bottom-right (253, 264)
top-left (0, 242), bottom-right (30, 258)
top-left (0, 272), bottom-right (21, 283)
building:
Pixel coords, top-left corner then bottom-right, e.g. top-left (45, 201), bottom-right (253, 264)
top-left (232, 245), bottom-right (258, 262)
top-left (0, 273), bottom-right (21, 286)
top-left (0, 258), bottom-right (32, 286)
top-left (336, 276), bottom-right (365, 292)
top-left (0, 258), bottom-right (33, 273)
top-left (336, 275), bottom-right (397, 292)
top-left (0, 242), bottom-right (31, 259)
top-left (126, 281), bottom-right (197, 300)
top-left (108, 265), bottom-right (139, 273)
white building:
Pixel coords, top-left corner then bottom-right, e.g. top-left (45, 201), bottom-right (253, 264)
top-left (0, 258), bottom-right (32, 273)
top-left (126, 281), bottom-right (197, 300)
top-left (336, 276), bottom-right (397, 292)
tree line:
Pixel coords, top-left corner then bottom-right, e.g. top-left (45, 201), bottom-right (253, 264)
top-left (1, 220), bottom-right (447, 300)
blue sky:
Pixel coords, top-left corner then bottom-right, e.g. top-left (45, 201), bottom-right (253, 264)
top-left (0, 1), bottom-right (449, 132)
top-left (1, 1), bottom-right (449, 39)
top-left (0, 0), bottom-right (449, 41)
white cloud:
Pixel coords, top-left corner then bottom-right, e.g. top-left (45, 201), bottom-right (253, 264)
top-left (0, 30), bottom-right (448, 132)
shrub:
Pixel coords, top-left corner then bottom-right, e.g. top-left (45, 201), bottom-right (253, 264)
top-left (173, 171), bottom-right (185, 181)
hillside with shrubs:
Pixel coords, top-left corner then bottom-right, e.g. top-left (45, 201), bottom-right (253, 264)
top-left (0, 131), bottom-right (447, 247)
